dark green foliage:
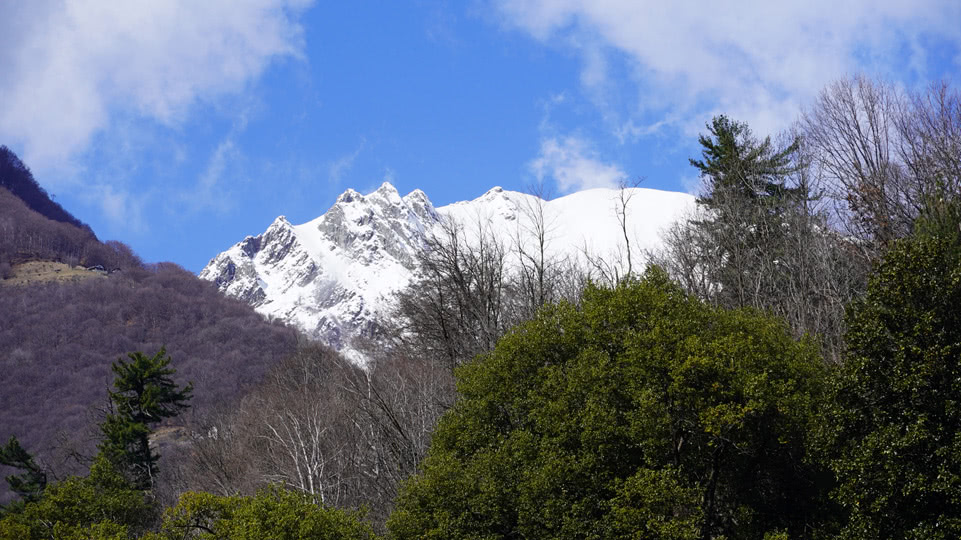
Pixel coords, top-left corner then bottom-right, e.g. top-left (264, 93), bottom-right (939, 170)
top-left (388, 268), bottom-right (830, 539)
top-left (0, 455), bottom-right (153, 540)
top-left (148, 486), bottom-right (377, 540)
top-left (686, 116), bottom-right (817, 311)
top-left (0, 437), bottom-right (46, 513)
top-left (822, 212), bottom-right (961, 539)
top-left (99, 347), bottom-right (192, 490)
top-left (691, 115), bottom-right (801, 212)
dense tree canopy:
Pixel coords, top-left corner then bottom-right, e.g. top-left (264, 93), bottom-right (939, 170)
top-left (146, 487), bottom-right (376, 540)
top-left (389, 268), bottom-right (831, 539)
top-left (822, 210), bottom-right (961, 539)
top-left (0, 456), bottom-right (152, 540)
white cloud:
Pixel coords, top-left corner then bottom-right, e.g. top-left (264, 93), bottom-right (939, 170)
top-left (0, 0), bottom-right (312, 173)
top-left (183, 138), bottom-right (240, 215)
top-left (495, 0), bottom-right (961, 136)
top-left (327, 139), bottom-right (366, 185)
top-left (84, 183), bottom-right (147, 233)
top-left (529, 136), bottom-right (626, 192)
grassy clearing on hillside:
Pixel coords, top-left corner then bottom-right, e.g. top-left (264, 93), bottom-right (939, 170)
top-left (0, 260), bottom-right (107, 287)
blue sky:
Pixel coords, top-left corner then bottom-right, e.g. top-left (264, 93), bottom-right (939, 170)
top-left (2, 1), bottom-right (960, 272)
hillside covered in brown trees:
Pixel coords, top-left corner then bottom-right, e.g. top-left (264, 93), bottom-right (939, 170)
top-left (0, 150), bottom-right (300, 503)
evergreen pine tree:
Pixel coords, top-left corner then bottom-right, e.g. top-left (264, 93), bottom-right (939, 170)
top-left (687, 115), bottom-right (808, 310)
top-left (690, 115), bottom-right (800, 212)
top-left (98, 347), bottom-right (192, 490)
top-left (0, 436), bottom-right (46, 513)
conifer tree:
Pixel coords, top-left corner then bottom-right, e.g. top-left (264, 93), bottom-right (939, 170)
top-left (98, 347), bottom-right (192, 490)
top-left (0, 436), bottom-right (46, 513)
top-left (690, 115), bottom-right (800, 212)
top-left (683, 116), bottom-right (835, 317)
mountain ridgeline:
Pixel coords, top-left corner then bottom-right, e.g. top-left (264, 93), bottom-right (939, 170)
top-left (0, 146), bottom-right (92, 234)
top-left (200, 182), bottom-right (697, 360)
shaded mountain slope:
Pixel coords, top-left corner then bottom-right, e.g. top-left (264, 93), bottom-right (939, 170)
top-left (0, 145), bottom-right (92, 233)
top-left (0, 149), bottom-right (300, 501)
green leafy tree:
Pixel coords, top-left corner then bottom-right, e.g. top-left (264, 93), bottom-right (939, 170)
top-left (0, 436), bottom-right (46, 513)
top-left (388, 268), bottom-right (832, 539)
top-left (99, 347), bottom-right (193, 490)
top-left (822, 209), bottom-right (961, 539)
top-left (147, 486), bottom-right (376, 540)
top-left (0, 455), bottom-right (153, 540)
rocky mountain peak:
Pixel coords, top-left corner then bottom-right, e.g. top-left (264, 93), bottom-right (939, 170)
top-left (200, 184), bottom-right (697, 363)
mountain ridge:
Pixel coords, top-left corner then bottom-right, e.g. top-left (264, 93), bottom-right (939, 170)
top-left (200, 183), bottom-right (697, 361)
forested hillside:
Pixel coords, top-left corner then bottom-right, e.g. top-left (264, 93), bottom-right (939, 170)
top-left (0, 146), bottom-right (93, 234)
top-left (0, 168), bottom-right (300, 504)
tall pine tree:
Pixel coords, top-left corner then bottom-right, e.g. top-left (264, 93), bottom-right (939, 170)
top-left (98, 347), bottom-right (192, 490)
top-left (0, 436), bottom-right (46, 514)
top-left (690, 115), bottom-right (800, 212)
top-left (687, 115), bottom-right (808, 310)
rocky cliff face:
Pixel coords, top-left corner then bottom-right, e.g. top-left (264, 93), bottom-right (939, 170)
top-left (200, 183), bottom-right (696, 362)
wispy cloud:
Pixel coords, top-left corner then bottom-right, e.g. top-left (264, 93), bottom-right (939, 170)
top-left (327, 139), bottom-right (366, 185)
top-left (0, 0), bottom-right (313, 175)
top-left (529, 136), bottom-right (626, 193)
top-left (82, 183), bottom-right (148, 234)
top-left (495, 0), bottom-right (961, 136)
top-left (181, 138), bottom-right (241, 215)
top-left (383, 167), bottom-right (397, 186)
top-left (680, 174), bottom-right (705, 197)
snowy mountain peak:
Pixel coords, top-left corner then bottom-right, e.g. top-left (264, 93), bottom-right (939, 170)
top-left (404, 188), bottom-right (428, 201)
top-left (373, 181), bottom-right (400, 197)
top-left (266, 215), bottom-right (292, 232)
top-left (336, 188), bottom-right (363, 204)
top-left (200, 184), bottom-right (697, 362)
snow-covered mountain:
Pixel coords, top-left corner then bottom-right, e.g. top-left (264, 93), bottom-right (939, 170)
top-left (199, 183), bottom-right (696, 361)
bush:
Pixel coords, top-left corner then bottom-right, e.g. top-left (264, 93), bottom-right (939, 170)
top-left (149, 487), bottom-right (376, 540)
top-left (0, 456), bottom-right (154, 540)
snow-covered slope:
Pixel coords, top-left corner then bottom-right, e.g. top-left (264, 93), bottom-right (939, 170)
top-left (199, 183), bottom-right (696, 361)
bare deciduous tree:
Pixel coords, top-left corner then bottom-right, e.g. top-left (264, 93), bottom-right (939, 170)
top-left (802, 75), bottom-right (961, 253)
top-left (396, 214), bottom-right (514, 371)
top-left (581, 180), bottom-right (646, 287)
